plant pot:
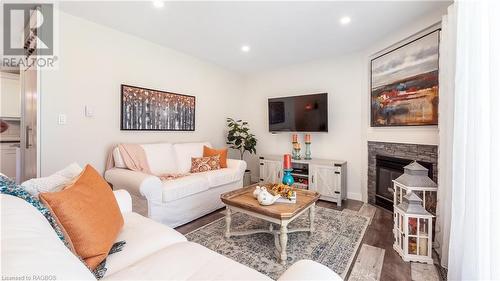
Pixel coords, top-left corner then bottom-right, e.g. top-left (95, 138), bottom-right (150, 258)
top-left (243, 169), bottom-right (252, 186)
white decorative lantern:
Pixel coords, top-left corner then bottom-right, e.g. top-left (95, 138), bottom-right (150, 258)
top-left (393, 161), bottom-right (437, 213)
top-left (393, 192), bottom-right (434, 264)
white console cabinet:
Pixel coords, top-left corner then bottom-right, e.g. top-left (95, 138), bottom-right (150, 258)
top-left (259, 159), bottom-right (282, 184)
top-left (259, 155), bottom-right (347, 206)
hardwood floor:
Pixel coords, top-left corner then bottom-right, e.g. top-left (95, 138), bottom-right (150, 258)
top-left (175, 209), bottom-right (225, 234)
top-left (350, 203), bottom-right (412, 281)
top-left (175, 199), bottom-right (411, 281)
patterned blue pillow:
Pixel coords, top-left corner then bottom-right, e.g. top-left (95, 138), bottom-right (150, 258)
top-left (0, 174), bottom-right (72, 249)
top-left (93, 241), bottom-right (127, 279)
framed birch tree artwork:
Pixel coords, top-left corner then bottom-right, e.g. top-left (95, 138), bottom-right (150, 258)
top-left (121, 84), bottom-right (195, 131)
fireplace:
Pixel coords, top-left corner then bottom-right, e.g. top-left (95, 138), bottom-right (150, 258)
top-left (375, 155), bottom-right (433, 211)
top-left (367, 141), bottom-right (438, 208)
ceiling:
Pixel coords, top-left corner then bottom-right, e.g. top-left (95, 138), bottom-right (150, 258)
top-left (59, 1), bottom-right (450, 74)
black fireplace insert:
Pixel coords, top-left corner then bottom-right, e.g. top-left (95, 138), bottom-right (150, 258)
top-left (375, 155), bottom-right (433, 211)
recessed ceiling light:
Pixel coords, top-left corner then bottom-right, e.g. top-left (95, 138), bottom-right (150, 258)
top-left (152, 0), bottom-right (164, 8)
top-left (340, 16), bottom-right (351, 25)
top-left (241, 45), bottom-right (251, 52)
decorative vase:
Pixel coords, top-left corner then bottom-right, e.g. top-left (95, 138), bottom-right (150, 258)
top-left (253, 186), bottom-right (264, 198)
top-left (304, 134), bottom-right (311, 160)
top-left (292, 142), bottom-right (301, 160)
top-left (305, 142), bottom-right (311, 160)
top-left (257, 188), bottom-right (281, 206)
top-left (282, 169), bottom-right (295, 186)
top-left (291, 134), bottom-right (301, 160)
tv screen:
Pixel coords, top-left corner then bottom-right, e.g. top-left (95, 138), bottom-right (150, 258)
top-left (268, 93), bottom-right (328, 132)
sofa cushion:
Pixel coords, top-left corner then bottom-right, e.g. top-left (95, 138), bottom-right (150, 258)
top-left (141, 143), bottom-right (177, 174)
top-left (1, 174), bottom-right (71, 248)
top-left (1, 195), bottom-right (96, 280)
top-left (104, 212), bottom-right (186, 276)
top-left (198, 167), bottom-right (242, 187)
top-left (40, 165), bottom-right (124, 270)
top-left (21, 163), bottom-right (83, 197)
top-left (162, 174), bottom-right (210, 202)
top-left (103, 242), bottom-right (271, 280)
top-left (173, 142), bottom-right (211, 173)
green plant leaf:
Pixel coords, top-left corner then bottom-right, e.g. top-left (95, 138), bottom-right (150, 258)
top-left (226, 118), bottom-right (257, 157)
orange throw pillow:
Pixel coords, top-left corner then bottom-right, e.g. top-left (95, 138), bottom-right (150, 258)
top-left (39, 165), bottom-right (124, 270)
top-left (203, 146), bottom-right (228, 168)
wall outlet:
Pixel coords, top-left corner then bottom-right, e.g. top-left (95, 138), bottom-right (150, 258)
top-left (58, 114), bottom-right (67, 125)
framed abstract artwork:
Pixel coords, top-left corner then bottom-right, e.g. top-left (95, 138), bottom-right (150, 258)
top-left (371, 29), bottom-right (440, 127)
top-left (121, 84), bottom-right (195, 131)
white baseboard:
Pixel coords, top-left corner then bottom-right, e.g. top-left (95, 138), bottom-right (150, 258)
top-left (347, 192), bottom-right (363, 201)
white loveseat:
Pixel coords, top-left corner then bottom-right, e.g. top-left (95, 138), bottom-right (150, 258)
top-left (105, 142), bottom-right (246, 227)
top-left (1, 190), bottom-right (341, 280)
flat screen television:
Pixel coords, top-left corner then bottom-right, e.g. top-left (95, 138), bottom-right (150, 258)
top-left (268, 93), bottom-right (328, 132)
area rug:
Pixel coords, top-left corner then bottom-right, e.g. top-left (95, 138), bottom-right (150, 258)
top-left (186, 206), bottom-right (369, 279)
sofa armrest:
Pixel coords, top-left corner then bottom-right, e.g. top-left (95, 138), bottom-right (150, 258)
top-left (277, 260), bottom-right (342, 281)
top-left (227, 159), bottom-right (247, 176)
top-left (113, 190), bottom-right (132, 213)
top-left (105, 168), bottom-right (163, 202)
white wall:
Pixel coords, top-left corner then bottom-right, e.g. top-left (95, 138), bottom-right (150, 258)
top-left (40, 12), bottom-right (242, 175)
top-left (39, 7), bottom-right (448, 203)
top-left (240, 54), bottom-right (365, 200)
top-left (238, 55), bottom-right (364, 199)
top-left (240, 7), bottom-right (447, 201)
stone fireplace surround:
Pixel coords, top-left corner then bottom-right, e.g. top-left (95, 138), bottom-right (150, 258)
top-left (367, 141), bottom-right (438, 206)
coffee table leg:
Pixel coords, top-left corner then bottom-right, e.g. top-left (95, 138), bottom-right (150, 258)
top-left (309, 204), bottom-right (315, 233)
top-left (225, 206), bottom-right (232, 238)
top-left (271, 224), bottom-right (281, 258)
top-left (279, 222), bottom-right (288, 265)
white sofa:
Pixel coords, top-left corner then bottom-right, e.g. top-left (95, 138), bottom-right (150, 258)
top-left (105, 142), bottom-right (246, 227)
top-left (1, 190), bottom-right (341, 280)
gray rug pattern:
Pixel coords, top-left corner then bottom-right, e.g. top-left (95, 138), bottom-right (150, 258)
top-left (186, 207), bottom-right (369, 279)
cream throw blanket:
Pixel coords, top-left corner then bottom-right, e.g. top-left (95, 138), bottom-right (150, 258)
top-left (106, 144), bottom-right (187, 181)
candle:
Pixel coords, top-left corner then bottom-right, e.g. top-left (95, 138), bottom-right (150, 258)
top-left (419, 238), bottom-right (428, 256)
top-left (292, 134), bottom-right (298, 143)
top-left (305, 134), bottom-right (311, 143)
top-left (283, 154), bottom-right (292, 170)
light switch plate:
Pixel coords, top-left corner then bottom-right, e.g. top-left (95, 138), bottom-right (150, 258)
top-left (85, 106), bottom-right (94, 117)
top-left (58, 114), bottom-right (66, 125)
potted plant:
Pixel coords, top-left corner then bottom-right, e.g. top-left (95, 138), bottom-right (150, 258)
top-left (226, 118), bottom-right (257, 186)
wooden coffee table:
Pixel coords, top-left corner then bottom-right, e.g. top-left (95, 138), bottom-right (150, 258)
top-left (220, 184), bottom-right (320, 265)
